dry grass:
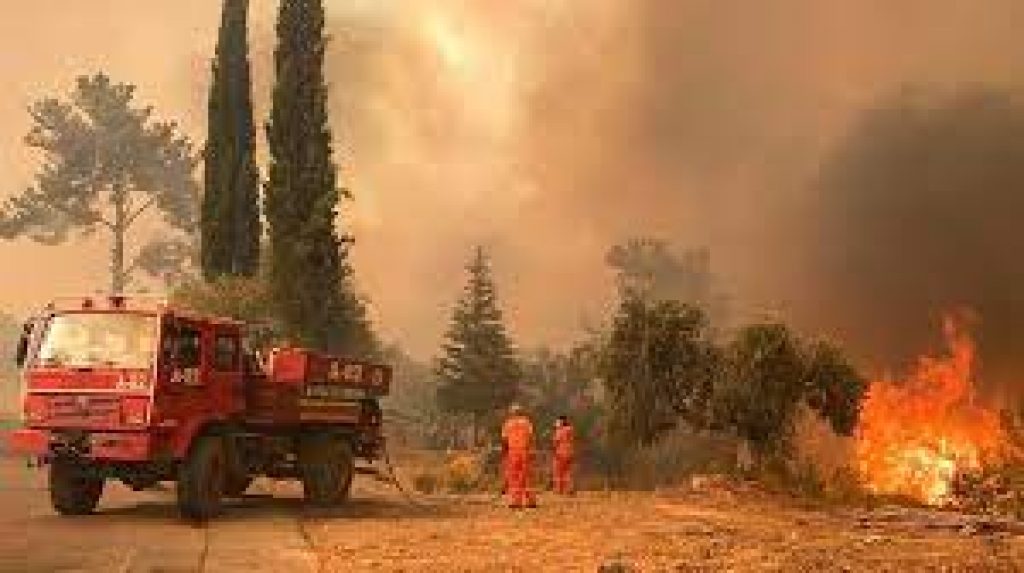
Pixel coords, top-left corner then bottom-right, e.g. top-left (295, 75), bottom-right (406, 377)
top-left (307, 478), bottom-right (1024, 572)
top-left (393, 416), bottom-right (865, 503)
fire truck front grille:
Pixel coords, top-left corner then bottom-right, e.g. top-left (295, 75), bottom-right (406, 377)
top-left (47, 395), bottom-right (121, 426)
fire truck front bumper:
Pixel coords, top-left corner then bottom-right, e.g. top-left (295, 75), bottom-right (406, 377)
top-left (7, 428), bottom-right (161, 462)
top-left (7, 429), bottom-right (49, 457)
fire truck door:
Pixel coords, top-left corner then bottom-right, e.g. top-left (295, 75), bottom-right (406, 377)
top-left (209, 330), bottom-right (244, 415)
top-left (157, 319), bottom-right (210, 422)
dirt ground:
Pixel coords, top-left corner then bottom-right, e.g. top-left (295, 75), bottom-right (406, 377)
top-left (2, 456), bottom-right (1024, 572)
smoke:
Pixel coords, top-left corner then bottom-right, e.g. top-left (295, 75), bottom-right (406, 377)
top-left (316, 0), bottom-right (1024, 362)
top-left (6, 1), bottom-right (1022, 365)
top-left (807, 88), bottom-right (1024, 395)
top-left (319, 1), bottom-right (639, 353)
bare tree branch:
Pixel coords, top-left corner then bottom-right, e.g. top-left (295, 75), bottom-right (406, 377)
top-left (125, 194), bottom-right (158, 228)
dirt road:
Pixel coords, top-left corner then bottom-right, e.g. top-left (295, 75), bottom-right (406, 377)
top-left (2, 456), bottom-right (1024, 572)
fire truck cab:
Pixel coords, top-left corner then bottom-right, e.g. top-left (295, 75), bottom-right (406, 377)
top-left (9, 295), bottom-right (390, 520)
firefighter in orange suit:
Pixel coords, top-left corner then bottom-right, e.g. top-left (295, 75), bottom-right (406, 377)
top-left (501, 404), bottom-right (537, 508)
top-left (552, 415), bottom-right (575, 495)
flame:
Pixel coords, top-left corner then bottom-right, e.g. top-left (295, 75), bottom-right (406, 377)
top-left (855, 314), bottom-right (1005, 505)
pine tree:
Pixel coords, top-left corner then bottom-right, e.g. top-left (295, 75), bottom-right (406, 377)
top-left (264, 0), bottom-right (374, 354)
top-left (201, 0), bottom-right (261, 280)
top-left (436, 247), bottom-right (521, 445)
top-left (0, 74), bottom-right (198, 293)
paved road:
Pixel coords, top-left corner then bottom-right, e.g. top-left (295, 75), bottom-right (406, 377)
top-left (0, 456), bottom-right (325, 573)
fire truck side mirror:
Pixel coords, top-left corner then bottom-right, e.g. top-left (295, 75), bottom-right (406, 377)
top-left (15, 331), bottom-right (29, 368)
top-left (159, 324), bottom-right (179, 366)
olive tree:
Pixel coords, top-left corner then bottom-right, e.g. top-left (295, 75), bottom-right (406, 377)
top-left (715, 324), bottom-right (867, 459)
top-left (600, 295), bottom-right (720, 447)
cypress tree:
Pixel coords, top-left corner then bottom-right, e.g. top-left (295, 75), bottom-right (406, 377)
top-left (202, 0), bottom-right (261, 279)
top-left (264, 0), bottom-right (373, 354)
top-left (436, 247), bottom-right (521, 444)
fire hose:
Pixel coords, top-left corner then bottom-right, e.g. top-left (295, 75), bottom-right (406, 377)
top-left (373, 439), bottom-right (511, 506)
top-left (370, 415), bottom-right (547, 506)
top-left (377, 437), bottom-right (428, 507)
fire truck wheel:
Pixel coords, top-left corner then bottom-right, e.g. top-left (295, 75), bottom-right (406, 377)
top-left (224, 475), bottom-right (254, 497)
top-left (299, 434), bottom-right (354, 506)
top-left (177, 435), bottom-right (227, 520)
top-left (223, 439), bottom-right (252, 497)
top-left (49, 459), bottom-right (104, 516)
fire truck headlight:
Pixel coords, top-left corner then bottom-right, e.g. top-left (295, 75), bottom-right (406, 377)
top-left (120, 397), bottom-right (149, 426)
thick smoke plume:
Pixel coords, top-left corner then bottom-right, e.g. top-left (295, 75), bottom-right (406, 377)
top-left (809, 89), bottom-right (1024, 395)
top-left (317, 1), bottom-right (1024, 369)
top-left (4, 1), bottom-right (1023, 367)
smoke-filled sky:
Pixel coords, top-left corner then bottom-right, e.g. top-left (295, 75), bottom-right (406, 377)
top-left (1, 1), bottom-right (1023, 377)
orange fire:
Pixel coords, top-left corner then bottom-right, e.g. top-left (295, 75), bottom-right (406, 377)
top-left (855, 315), bottom-right (1005, 505)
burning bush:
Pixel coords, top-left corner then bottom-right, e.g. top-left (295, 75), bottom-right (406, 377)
top-left (855, 314), bottom-right (1008, 506)
top-left (945, 409), bottom-right (1024, 517)
top-left (950, 464), bottom-right (1024, 518)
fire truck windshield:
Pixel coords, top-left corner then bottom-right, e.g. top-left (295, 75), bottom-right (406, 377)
top-left (35, 313), bottom-right (157, 369)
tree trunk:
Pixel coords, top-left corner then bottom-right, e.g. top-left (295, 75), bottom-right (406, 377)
top-left (449, 421), bottom-right (458, 450)
top-left (110, 187), bottom-right (128, 294)
top-left (736, 439), bottom-right (755, 474)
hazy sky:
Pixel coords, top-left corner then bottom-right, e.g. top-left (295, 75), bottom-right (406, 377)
top-left (1, 1), bottom-right (1023, 363)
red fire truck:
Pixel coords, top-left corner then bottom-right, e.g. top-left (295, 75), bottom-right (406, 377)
top-left (8, 295), bottom-right (391, 520)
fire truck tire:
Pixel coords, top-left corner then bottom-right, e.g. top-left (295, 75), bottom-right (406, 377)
top-left (223, 438), bottom-right (252, 497)
top-left (49, 459), bottom-right (104, 516)
top-left (224, 475), bottom-right (254, 497)
top-left (299, 434), bottom-right (354, 506)
top-left (177, 435), bottom-right (226, 520)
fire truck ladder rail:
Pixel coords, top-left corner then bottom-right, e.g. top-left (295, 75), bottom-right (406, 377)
top-left (44, 294), bottom-right (171, 313)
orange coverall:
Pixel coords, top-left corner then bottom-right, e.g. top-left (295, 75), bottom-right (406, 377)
top-left (502, 414), bottom-right (536, 507)
top-left (552, 424), bottom-right (575, 494)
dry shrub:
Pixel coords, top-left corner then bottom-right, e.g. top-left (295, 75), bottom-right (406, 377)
top-left (412, 472), bottom-right (440, 494)
top-left (390, 449), bottom-right (499, 495)
top-left (785, 406), bottom-right (866, 503)
top-left (951, 465), bottom-right (1024, 517)
top-left (792, 406), bottom-right (854, 476)
top-left (949, 410), bottom-right (1024, 517)
top-left (595, 409), bottom-right (870, 502)
top-left (442, 450), bottom-right (488, 494)
top-left (609, 429), bottom-right (739, 490)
